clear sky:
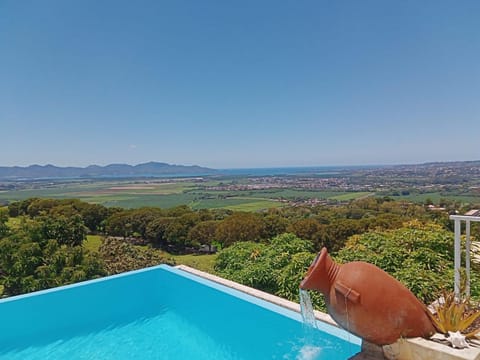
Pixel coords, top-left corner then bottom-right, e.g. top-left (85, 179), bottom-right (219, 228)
top-left (1, 0), bottom-right (479, 169)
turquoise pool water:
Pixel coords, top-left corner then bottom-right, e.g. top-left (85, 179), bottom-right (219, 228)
top-left (0, 265), bottom-right (360, 359)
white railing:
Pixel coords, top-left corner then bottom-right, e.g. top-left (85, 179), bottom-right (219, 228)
top-left (450, 214), bottom-right (480, 298)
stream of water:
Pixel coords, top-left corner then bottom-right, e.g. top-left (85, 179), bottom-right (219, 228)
top-left (299, 289), bottom-right (318, 328)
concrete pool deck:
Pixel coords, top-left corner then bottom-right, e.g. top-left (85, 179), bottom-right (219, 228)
top-left (176, 265), bottom-right (480, 360)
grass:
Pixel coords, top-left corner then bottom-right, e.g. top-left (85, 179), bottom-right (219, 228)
top-left (6, 216), bottom-right (22, 229)
top-left (330, 192), bottom-right (373, 201)
top-left (84, 235), bottom-right (103, 252)
top-left (104, 193), bottom-right (198, 208)
top-left (223, 200), bottom-right (283, 211)
top-left (211, 189), bottom-right (371, 201)
top-left (189, 196), bottom-right (281, 210)
top-left (385, 191), bottom-right (480, 204)
top-left (171, 253), bottom-right (217, 273)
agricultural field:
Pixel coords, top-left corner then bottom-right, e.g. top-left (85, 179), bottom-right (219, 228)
top-left (0, 178), bottom-right (371, 211)
top-left (0, 180), bottom-right (201, 209)
top-left (385, 191), bottom-right (480, 204)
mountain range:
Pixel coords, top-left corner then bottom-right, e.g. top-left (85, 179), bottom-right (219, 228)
top-left (0, 162), bottom-right (217, 180)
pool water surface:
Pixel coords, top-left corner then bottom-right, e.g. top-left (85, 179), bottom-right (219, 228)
top-left (0, 265), bottom-right (360, 359)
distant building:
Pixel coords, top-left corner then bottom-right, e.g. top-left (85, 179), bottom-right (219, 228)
top-left (427, 204), bottom-right (446, 211)
top-left (198, 244), bottom-right (217, 254)
top-left (465, 209), bottom-right (480, 216)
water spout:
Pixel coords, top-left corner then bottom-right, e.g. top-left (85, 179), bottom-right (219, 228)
top-left (299, 289), bottom-right (317, 329)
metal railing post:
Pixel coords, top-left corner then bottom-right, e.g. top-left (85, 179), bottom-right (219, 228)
top-left (454, 218), bottom-right (461, 299)
top-left (466, 220), bottom-right (471, 297)
top-left (450, 214), bottom-right (480, 300)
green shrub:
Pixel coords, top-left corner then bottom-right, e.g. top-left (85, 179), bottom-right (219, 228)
top-left (98, 237), bottom-right (174, 275)
top-left (215, 233), bottom-right (325, 309)
top-left (336, 221), bottom-right (461, 304)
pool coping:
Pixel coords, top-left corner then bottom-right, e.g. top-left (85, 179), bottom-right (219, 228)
top-left (175, 265), bottom-right (480, 360)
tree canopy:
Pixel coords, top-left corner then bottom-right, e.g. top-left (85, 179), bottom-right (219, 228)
top-left (3, 196), bottom-right (470, 306)
top-left (335, 221), bottom-right (475, 303)
top-left (0, 219), bottom-right (105, 296)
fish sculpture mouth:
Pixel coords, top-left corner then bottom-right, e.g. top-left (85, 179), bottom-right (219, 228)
top-left (300, 247), bottom-right (327, 290)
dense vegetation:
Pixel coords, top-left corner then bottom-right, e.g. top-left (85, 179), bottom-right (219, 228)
top-left (212, 222), bottom-right (479, 309)
top-left (98, 237), bottom-right (174, 275)
top-left (214, 233), bottom-right (326, 308)
top-left (336, 221), bottom-right (480, 303)
top-left (1, 196), bottom-right (475, 311)
top-left (0, 209), bottom-right (105, 296)
top-left (0, 202), bottom-right (172, 297)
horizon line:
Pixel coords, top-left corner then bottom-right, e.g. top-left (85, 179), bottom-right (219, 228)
top-left (1, 159), bottom-right (479, 170)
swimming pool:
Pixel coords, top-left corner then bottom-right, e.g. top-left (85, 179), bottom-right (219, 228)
top-left (0, 265), bottom-right (361, 359)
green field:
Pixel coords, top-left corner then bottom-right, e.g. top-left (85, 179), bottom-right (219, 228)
top-left (0, 181), bottom-right (203, 209)
top-left (188, 188), bottom-right (369, 201)
top-left (171, 253), bottom-right (217, 273)
top-left (330, 192), bottom-right (373, 201)
top-left (223, 200), bottom-right (284, 211)
top-left (386, 191), bottom-right (480, 204)
top-left (0, 179), bottom-right (375, 211)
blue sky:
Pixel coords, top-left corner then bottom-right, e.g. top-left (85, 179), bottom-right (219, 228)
top-left (1, 0), bottom-right (479, 168)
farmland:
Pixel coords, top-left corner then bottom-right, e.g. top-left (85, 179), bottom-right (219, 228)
top-left (1, 161), bottom-right (479, 210)
top-left (0, 177), bottom-right (369, 211)
top-left (385, 191), bottom-right (480, 204)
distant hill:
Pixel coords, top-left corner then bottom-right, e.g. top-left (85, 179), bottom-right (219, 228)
top-left (0, 162), bottom-right (217, 180)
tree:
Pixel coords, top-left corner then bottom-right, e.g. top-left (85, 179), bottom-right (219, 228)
top-left (145, 217), bottom-right (174, 247)
top-left (187, 220), bottom-right (219, 248)
top-left (263, 213), bottom-right (288, 239)
top-left (163, 212), bottom-right (201, 250)
top-left (78, 203), bottom-right (109, 233)
top-left (336, 221), bottom-right (458, 303)
top-left (164, 205), bottom-right (191, 217)
top-left (319, 218), bottom-right (364, 252)
top-left (49, 204), bottom-right (80, 218)
top-left (7, 201), bottom-right (20, 217)
top-left (0, 208), bottom-right (9, 238)
top-left (26, 198), bottom-right (58, 217)
top-left (128, 207), bottom-right (164, 238)
top-left (287, 218), bottom-right (321, 242)
top-left (105, 211), bottom-right (133, 238)
top-left (39, 214), bottom-right (87, 247)
top-left (0, 219), bottom-right (105, 296)
top-left (104, 207), bottom-right (165, 239)
top-left (215, 212), bottom-right (266, 246)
